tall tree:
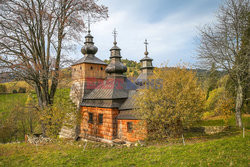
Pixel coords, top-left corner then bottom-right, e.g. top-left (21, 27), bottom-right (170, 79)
top-left (0, 0), bottom-right (108, 108)
top-left (197, 0), bottom-right (249, 127)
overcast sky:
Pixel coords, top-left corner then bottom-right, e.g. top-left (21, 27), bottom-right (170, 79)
top-left (73, 0), bottom-right (221, 67)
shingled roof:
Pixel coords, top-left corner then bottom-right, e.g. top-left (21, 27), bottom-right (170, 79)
top-left (72, 55), bottom-right (107, 66)
top-left (83, 77), bottom-right (137, 100)
top-left (117, 110), bottom-right (140, 120)
top-left (119, 90), bottom-right (137, 110)
top-left (81, 77), bottom-right (137, 108)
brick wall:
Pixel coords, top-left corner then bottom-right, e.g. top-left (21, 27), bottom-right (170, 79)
top-left (80, 107), bottom-right (119, 140)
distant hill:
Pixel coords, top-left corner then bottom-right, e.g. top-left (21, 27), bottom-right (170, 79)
top-left (0, 72), bottom-right (16, 83)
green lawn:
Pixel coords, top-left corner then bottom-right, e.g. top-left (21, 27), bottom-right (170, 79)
top-left (0, 133), bottom-right (249, 167)
top-left (0, 88), bottom-right (70, 115)
top-left (0, 93), bottom-right (27, 118)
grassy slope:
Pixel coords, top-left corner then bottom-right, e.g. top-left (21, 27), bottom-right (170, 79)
top-left (194, 115), bottom-right (250, 129)
top-left (0, 88), bottom-right (70, 114)
top-left (0, 133), bottom-right (249, 167)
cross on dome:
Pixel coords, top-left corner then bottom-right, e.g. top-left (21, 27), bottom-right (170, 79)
top-left (87, 14), bottom-right (91, 34)
top-left (112, 28), bottom-right (118, 45)
top-left (144, 39), bottom-right (149, 57)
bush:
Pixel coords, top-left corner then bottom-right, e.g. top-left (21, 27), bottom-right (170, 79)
top-left (0, 84), bottom-right (7, 93)
top-left (18, 87), bottom-right (26, 93)
top-left (135, 66), bottom-right (206, 138)
top-left (12, 89), bottom-right (17, 93)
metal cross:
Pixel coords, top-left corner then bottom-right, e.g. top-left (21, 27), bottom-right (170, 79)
top-left (87, 14), bottom-right (91, 33)
top-left (144, 39), bottom-right (148, 53)
top-left (112, 28), bottom-right (117, 45)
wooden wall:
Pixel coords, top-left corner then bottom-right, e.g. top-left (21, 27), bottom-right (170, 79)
top-left (117, 120), bottom-right (147, 142)
top-left (72, 63), bottom-right (107, 81)
top-left (80, 106), bottom-right (119, 140)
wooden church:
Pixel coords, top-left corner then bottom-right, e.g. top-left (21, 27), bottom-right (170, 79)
top-left (70, 27), bottom-right (154, 143)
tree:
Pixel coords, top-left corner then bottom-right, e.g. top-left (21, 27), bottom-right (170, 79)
top-left (197, 0), bottom-right (249, 127)
top-left (25, 94), bottom-right (39, 134)
top-left (0, 0), bottom-right (108, 108)
top-left (205, 63), bottom-right (220, 99)
top-left (135, 66), bottom-right (205, 138)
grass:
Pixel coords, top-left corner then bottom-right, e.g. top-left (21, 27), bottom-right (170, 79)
top-left (1, 81), bottom-right (32, 93)
top-left (194, 114), bottom-right (250, 129)
top-left (0, 132), bottom-right (249, 167)
top-left (0, 88), bottom-right (70, 114)
top-left (0, 93), bottom-right (28, 118)
top-left (1, 79), bottom-right (71, 93)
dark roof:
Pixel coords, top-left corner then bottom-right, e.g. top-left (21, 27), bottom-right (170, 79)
top-left (117, 110), bottom-right (140, 120)
top-left (83, 77), bottom-right (137, 100)
top-left (140, 56), bottom-right (153, 61)
top-left (81, 99), bottom-right (127, 108)
top-left (81, 77), bottom-right (138, 108)
top-left (119, 90), bottom-right (137, 110)
top-left (72, 55), bottom-right (107, 66)
top-left (135, 72), bottom-right (153, 86)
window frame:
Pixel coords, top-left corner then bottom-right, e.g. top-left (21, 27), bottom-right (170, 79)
top-left (127, 122), bottom-right (133, 133)
top-left (98, 114), bottom-right (103, 125)
top-left (88, 112), bottom-right (93, 124)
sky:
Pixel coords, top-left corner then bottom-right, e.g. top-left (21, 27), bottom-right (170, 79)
top-left (73, 0), bottom-right (221, 67)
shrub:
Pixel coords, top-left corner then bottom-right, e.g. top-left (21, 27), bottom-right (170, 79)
top-left (0, 84), bottom-right (7, 93)
top-left (18, 87), bottom-right (26, 93)
top-left (135, 66), bottom-right (206, 138)
top-left (12, 89), bottom-right (17, 93)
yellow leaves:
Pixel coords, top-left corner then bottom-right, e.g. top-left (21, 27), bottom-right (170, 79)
top-left (205, 84), bottom-right (234, 122)
top-left (135, 65), bottom-right (206, 137)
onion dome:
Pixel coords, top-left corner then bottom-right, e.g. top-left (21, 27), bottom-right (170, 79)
top-left (105, 29), bottom-right (127, 75)
top-left (81, 23), bottom-right (98, 55)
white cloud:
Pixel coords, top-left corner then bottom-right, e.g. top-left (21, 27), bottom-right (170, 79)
top-left (72, 1), bottom-right (217, 67)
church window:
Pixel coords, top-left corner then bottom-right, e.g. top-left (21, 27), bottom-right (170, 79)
top-left (90, 66), bottom-right (93, 70)
top-left (98, 114), bottom-right (103, 124)
top-left (88, 113), bottom-right (93, 124)
top-left (127, 122), bottom-right (133, 132)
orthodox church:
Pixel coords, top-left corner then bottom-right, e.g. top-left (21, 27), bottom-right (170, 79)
top-left (69, 26), bottom-right (154, 143)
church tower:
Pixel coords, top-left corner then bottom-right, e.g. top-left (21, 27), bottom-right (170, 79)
top-left (135, 39), bottom-right (154, 86)
top-left (70, 20), bottom-right (107, 107)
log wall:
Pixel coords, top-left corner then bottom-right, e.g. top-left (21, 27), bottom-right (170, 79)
top-left (117, 120), bottom-right (147, 142)
top-left (80, 107), bottom-right (119, 140)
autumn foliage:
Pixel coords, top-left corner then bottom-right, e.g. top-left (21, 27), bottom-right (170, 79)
top-left (135, 66), bottom-right (206, 138)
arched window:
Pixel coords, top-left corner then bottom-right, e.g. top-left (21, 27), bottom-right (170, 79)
top-left (101, 67), bottom-right (103, 71)
top-left (90, 66), bottom-right (93, 70)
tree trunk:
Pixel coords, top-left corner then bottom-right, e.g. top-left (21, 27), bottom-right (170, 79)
top-left (235, 82), bottom-right (243, 128)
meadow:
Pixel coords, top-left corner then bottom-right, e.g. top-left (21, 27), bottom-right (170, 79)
top-left (0, 88), bottom-right (249, 166)
top-left (0, 132), bottom-right (249, 167)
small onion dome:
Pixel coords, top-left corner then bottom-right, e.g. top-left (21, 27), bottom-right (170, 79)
top-left (105, 61), bottom-right (127, 74)
top-left (81, 32), bottom-right (98, 55)
top-left (105, 32), bottom-right (127, 74)
top-left (81, 44), bottom-right (98, 55)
